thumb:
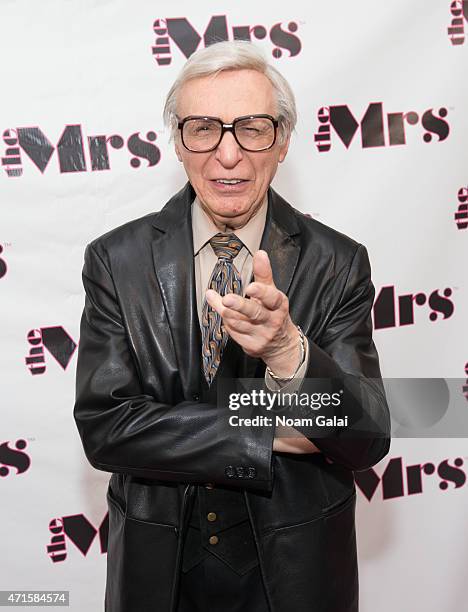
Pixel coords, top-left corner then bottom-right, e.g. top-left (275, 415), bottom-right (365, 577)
top-left (252, 250), bottom-right (275, 286)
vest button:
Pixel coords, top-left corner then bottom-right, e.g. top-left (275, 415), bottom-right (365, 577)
top-left (207, 512), bottom-right (217, 522)
top-left (209, 535), bottom-right (219, 545)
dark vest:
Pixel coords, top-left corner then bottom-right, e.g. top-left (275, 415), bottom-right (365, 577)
top-left (181, 325), bottom-right (260, 576)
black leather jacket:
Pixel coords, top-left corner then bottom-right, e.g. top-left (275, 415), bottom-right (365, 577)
top-left (74, 182), bottom-right (391, 612)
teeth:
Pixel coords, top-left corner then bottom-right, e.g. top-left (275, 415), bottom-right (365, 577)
top-left (216, 179), bottom-right (243, 184)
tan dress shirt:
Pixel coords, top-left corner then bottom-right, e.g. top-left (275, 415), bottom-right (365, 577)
top-left (191, 194), bottom-right (309, 391)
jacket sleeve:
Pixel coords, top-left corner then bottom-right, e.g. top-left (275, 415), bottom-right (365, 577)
top-left (294, 244), bottom-right (391, 471)
top-left (73, 243), bottom-right (275, 491)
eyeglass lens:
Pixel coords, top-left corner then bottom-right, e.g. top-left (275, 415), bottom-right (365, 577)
top-left (182, 117), bottom-right (275, 151)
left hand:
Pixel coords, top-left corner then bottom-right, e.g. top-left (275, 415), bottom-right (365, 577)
top-left (205, 249), bottom-right (301, 377)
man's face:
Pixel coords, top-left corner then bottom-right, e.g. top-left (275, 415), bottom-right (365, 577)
top-left (174, 69), bottom-right (290, 230)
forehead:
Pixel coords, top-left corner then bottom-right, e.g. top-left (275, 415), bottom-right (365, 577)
top-left (176, 69), bottom-right (277, 121)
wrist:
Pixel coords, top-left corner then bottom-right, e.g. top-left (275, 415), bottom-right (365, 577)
top-left (265, 325), bottom-right (305, 381)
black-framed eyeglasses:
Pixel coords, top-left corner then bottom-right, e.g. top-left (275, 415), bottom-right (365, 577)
top-left (177, 114), bottom-right (279, 152)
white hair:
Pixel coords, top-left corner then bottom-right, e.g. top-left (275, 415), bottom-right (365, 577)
top-left (163, 40), bottom-right (297, 145)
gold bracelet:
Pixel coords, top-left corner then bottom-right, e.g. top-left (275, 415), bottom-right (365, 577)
top-left (266, 325), bottom-right (305, 383)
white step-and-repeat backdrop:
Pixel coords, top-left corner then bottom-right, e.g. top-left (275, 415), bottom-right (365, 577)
top-left (1, 1), bottom-right (467, 610)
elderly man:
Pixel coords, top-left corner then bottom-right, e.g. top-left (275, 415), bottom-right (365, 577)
top-left (74, 40), bottom-right (390, 612)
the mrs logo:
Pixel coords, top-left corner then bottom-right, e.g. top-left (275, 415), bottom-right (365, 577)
top-left (25, 326), bottom-right (77, 375)
top-left (2, 126), bottom-right (161, 178)
top-left (46, 513), bottom-right (108, 563)
top-left (0, 439), bottom-right (31, 478)
top-left (463, 362), bottom-right (468, 402)
top-left (447, 1), bottom-right (468, 45)
top-left (152, 15), bottom-right (301, 66)
top-left (0, 245), bottom-right (7, 278)
top-left (314, 104), bottom-right (449, 153)
top-left (355, 456), bottom-right (466, 501)
top-left (373, 286), bottom-right (454, 330)
top-left (454, 187), bottom-right (468, 229)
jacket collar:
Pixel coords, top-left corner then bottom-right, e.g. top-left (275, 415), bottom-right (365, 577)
top-left (151, 181), bottom-right (301, 393)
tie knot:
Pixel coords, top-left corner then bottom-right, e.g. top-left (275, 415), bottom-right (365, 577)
top-left (209, 232), bottom-right (243, 260)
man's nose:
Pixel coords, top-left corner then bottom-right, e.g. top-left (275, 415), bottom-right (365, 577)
top-left (214, 130), bottom-right (243, 167)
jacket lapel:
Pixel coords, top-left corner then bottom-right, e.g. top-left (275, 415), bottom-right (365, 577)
top-left (259, 187), bottom-right (301, 297)
top-left (150, 182), bottom-right (302, 392)
top-left (151, 183), bottom-right (202, 395)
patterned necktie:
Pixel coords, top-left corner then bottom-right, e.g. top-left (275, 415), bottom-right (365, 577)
top-left (201, 232), bottom-right (244, 386)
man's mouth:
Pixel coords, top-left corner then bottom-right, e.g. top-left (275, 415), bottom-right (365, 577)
top-left (213, 178), bottom-right (248, 184)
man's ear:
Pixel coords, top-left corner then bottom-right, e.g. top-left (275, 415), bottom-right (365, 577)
top-left (278, 132), bottom-right (291, 164)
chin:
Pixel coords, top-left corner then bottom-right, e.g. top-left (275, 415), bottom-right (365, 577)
top-left (217, 203), bottom-right (251, 219)
top-left (209, 197), bottom-right (250, 215)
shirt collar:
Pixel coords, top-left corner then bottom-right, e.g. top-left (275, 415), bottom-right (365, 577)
top-left (192, 192), bottom-right (268, 256)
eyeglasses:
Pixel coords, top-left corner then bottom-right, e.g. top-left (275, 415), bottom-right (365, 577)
top-left (177, 114), bottom-right (279, 153)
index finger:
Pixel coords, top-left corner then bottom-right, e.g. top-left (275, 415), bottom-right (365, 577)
top-left (244, 282), bottom-right (283, 311)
